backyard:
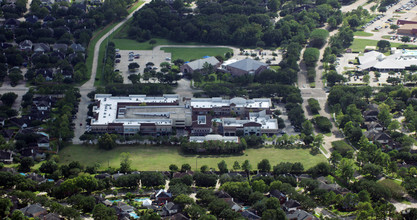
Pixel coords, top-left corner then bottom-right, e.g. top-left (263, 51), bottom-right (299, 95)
top-left (59, 145), bottom-right (327, 171)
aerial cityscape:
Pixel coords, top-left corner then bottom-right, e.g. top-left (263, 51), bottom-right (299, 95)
top-left (1, 0), bottom-right (417, 218)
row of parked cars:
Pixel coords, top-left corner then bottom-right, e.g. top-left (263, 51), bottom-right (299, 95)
top-left (362, 14), bottom-right (385, 29)
top-left (114, 51), bottom-right (140, 63)
top-left (396, 0), bottom-right (416, 11)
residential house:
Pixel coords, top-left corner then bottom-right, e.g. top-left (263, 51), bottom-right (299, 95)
top-left (33, 43), bottom-right (51, 53)
top-left (37, 132), bottom-right (50, 149)
top-left (0, 150), bottom-right (13, 163)
top-left (52, 43), bottom-right (68, 52)
top-left (36, 69), bottom-right (54, 81)
top-left (215, 190), bottom-right (232, 199)
top-left (115, 202), bottom-right (135, 214)
top-left (112, 172), bottom-right (124, 180)
top-left (286, 210), bottom-right (318, 220)
top-left (70, 43), bottom-right (85, 52)
top-left (283, 199), bottom-right (301, 212)
top-left (43, 213), bottom-right (62, 220)
top-left (180, 56), bottom-right (220, 74)
top-left (365, 130), bottom-right (391, 144)
top-left (40, 0), bottom-right (55, 5)
top-left (27, 173), bottom-right (47, 184)
top-left (25, 15), bottom-right (39, 23)
top-left (20, 204), bottom-right (47, 217)
top-left (165, 213), bottom-right (189, 220)
top-left (225, 58), bottom-right (268, 76)
top-left (367, 121), bottom-right (384, 131)
top-left (4, 18), bottom-right (20, 29)
top-left (363, 104), bottom-right (379, 122)
top-left (154, 189), bottom-right (172, 203)
top-left (172, 170), bottom-right (194, 178)
top-left (95, 173), bottom-right (111, 179)
top-left (19, 40), bottom-right (33, 51)
top-left (160, 202), bottom-right (181, 216)
top-left (43, 15), bottom-right (56, 22)
top-left (222, 198), bottom-right (244, 212)
top-left (2, 129), bottom-right (14, 140)
top-left (241, 210), bottom-right (261, 219)
top-left (269, 189), bottom-right (287, 204)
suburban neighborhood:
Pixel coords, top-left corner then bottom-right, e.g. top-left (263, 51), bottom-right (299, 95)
top-left (1, 0), bottom-right (417, 219)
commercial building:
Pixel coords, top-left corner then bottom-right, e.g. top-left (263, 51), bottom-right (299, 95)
top-left (180, 56), bottom-right (221, 74)
top-left (397, 16), bottom-right (417, 35)
top-left (91, 94), bottom-right (276, 136)
top-left (91, 94), bottom-right (191, 135)
top-left (358, 49), bottom-right (417, 71)
top-left (224, 58), bottom-right (268, 76)
top-left (189, 97), bottom-right (272, 117)
top-left (220, 110), bottom-right (278, 136)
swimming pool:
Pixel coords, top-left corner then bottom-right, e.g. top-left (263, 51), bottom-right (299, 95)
top-left (109, 199), bottom-right (121, 203)
top-left (129, 212), bottom-right (139, 219)
top-left (133, 198), bottom-right (150, 202)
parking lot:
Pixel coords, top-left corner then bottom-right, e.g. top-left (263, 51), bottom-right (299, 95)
top-left (114, 49), bottom-right (171, 84)
top-left (360, 0), bottom-right (417, 41)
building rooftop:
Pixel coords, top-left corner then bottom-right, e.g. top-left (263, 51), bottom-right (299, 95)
top-left (359, 49), bottom-right (417, 70)
top-left (185, 56), bottom-right (220, 71)
top-left (226, 58), bottom-right (268, 72)
top-left (190, 97), bottom-right (271, 109)
top-left (92, 94), bottom-right (181, 126)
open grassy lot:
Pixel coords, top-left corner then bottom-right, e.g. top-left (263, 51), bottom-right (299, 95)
top-left (161, 47), bottom-right (233, 61)
top-left (59, 145), bottom-right (327, 171)
top-left (353, 31), bottom-right (374, 37)
top-left (112, 38), bottom-right (203, 50)
top-left (350, 38), bottom-right (414, 52)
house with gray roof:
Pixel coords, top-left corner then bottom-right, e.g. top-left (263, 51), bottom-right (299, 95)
top-left (70, 43), bottom-right (85, 52)
top-left (225, 58), bottom-right (268, 76)
top-left (286, 210), bottom-right (317, 220)
top-left (19, 40), bottom-right (33, 51)
top-left (180, 56), bottom-right (220, 74)
top-left (33, 43), bottom-right (50, 53)
top-left (20, 204), bottom-right (47, 217)
top-left (52, 43), bottom-right (68, 52)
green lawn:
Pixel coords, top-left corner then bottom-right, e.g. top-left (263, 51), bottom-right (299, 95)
top-left (353, 31), bottom-right (374, 37)
top-left (161, 47), bottom-right (233, 61)
top-left (58, 145), bottom-right (327, 171)
top-left (350, 38), bottom-right (414, 52)
top-left (112, 38), bottom-right (203, 50)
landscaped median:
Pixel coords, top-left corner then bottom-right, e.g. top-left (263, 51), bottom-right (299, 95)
top-left (84, 1), bottom-right (145, 86)
top-left (59, 144), bottom-right (327, 171)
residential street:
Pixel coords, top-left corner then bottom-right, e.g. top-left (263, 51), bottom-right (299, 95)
top-left (72, 0), bottom-right (150, 144)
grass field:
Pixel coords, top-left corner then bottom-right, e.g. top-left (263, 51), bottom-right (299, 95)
top-left (58, 145), bottom-right (327, 171)
top-left (350, 38), bottom-right (414, 52)
top-left (112, 38), bottom-right (203, 50)
top-left (353, 31), bottom-right (374, 37)
top-left (161, 47), bottom-right (233, 61)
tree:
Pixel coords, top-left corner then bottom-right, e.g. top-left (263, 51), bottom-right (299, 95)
top-left (1, 92), bottom-right (18, 106)
top-left (181, 164), bottom-right (191, 172)
top-left (301, 120), bottom-right (314, 136)
top-left (174, 194), bottom-right (194, 206)
top-left (336, 158), bottom-right (355, 184)
top-left (75, 175), bottom-right (98, 194)
top-left (217, 160), bottom-right (228, 174)
top-left (363, 74), bottom-right (370, 84)
top-left (232, 161), bottom-right (240, 171)
top-left (98, 133), bottom-right (116, 150)
top-left (8, 71), bottom-right (23, 86)
top-left (200, 165), bottom-right (209, 173)
top-left (169, 164), bottom-right (179, 172)
top-left (361, 163), bottom-right (382, 179)
top-left (242, 160), bottom-right (252, 175)
top-left (307, 98), bottom-right (321, 114)
top-left (401, 36), bottom-right (411, 43)
top-left (378, 103), bottom-right (392, 127)
top-left (309, 29), bottom-right (329, 48)
top-left (252, 180), bottom-right (268, 193)
top-left (257, 159), bottom-right (271, 172)
top-left (92, 204), bottom-right (117, 220)
top-left (313, 116), bottom-right (332, 133)
top-left (39, 160), bottom-right (58, 174)
top-left (303, 48), bottom-right (320, 66)
top-left (128, 62), bottom-right (140, 71)
top-left (0, 198), bottom-right (12, 218)
top-left (19, 157), bottom-right (34, 172)
top-left (119, 152), bottom-right (132, 173)
top-left (377, 40), bottom-right (391, 52)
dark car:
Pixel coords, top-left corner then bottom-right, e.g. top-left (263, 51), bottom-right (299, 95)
top-left (115, 59), bottom-right (120, 63)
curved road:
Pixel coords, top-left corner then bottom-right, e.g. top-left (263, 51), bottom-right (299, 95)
top-left (72, 1), bottom-right (150, 144)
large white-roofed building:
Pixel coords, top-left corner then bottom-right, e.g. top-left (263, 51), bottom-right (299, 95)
top-left (91, 94), bottom-right (191, 135)
top-left (358, 49), bottom-right (417, 71)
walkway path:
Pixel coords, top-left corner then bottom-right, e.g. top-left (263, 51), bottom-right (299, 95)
top-left (72, 0), bottom-right (150, 144)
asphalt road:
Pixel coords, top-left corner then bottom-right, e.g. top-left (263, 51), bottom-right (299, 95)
top-left (72, 0), bottom-right (150, 144)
